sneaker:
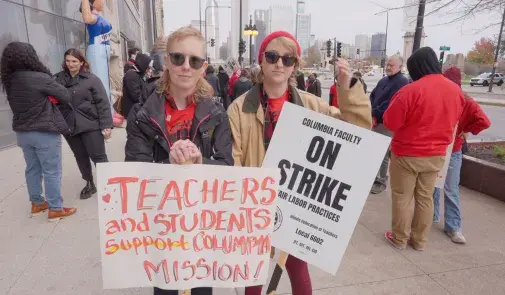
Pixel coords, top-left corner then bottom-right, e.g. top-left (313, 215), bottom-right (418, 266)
top-left (408, 239), bottom-right (426, 251)
top-left (446, 231), bottom-right (466, 244)
top-left (48, 207), bottom-right (77, 221)
top-left (385, 231), bottom-right (406, 250)
top-left (371, 182), bottom-right (387, 194)
top-left (31, 201), bottom-right (49, 216)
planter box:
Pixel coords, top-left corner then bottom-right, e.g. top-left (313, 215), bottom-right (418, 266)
top-left (460, 155), bottom-right (505, 202)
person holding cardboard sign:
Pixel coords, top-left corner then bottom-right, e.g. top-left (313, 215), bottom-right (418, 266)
top-left (227, 31), bottom-right (372, 295)
top-left (124, 26), bottom-right (234, 295)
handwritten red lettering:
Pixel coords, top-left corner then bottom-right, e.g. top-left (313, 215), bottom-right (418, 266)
top-left (137, 178), bottom-right (161, 211)
top-left (159, 181), bottom-right (182, 210)
top-left (241, 178), bottom-right (259, 205)
top-left (107, 176), bottom-right (139, 214)
top-left (221, 180), bottom-right (237, 201)
top-left (183, 179), bottom-right (198, 208)
top-left (202, 179), bottom-right (219, 203)
top-left (144, 260), bottom-right (170, 283)
top-left (260, 177), bottom-right (277, 205)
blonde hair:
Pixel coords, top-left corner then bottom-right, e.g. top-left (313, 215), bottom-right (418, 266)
top-left (257, 37), bottom-right (304, 87)
top-left (159, 26), bottom-right (214, 100)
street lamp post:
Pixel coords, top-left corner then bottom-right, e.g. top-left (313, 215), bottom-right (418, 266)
top-left (373, 2), bottom-right (389, 72)
top-left (238, 0), bottom-right (243, 66)
top-left (204, 5), bottom-right (231, 60)
top-left (243, 15), bottom-right (258, 65)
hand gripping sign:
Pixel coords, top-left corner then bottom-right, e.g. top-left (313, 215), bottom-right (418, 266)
top-left (96, 161), bottom-right (278, 291)
top-left (262, 103), bottom-right (391, 293)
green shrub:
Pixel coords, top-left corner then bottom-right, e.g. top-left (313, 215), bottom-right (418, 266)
top-left (493, 145), bottom-right (505, 160)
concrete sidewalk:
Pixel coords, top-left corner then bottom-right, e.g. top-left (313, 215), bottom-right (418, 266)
top-left (2, 129), bottom-right (505, 295)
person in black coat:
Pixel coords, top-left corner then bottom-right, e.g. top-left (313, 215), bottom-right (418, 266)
top-left (231, 68), bottom-right (253, 101)
top-left (296, 70), bottom-right (306, 91)
top-left (306, 73), bottom-right (322, 97)
top-left (54, 48), bottom-right (113, 200)
top-left (217, 65), bottom-right (230, 109)
top-left (0, 42), bottom-right (76, 220)
top-left (204, 66), bottom-right (220, 99)
top-left (122, 53), bottom-right (153, 117)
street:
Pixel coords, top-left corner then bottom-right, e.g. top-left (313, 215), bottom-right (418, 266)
top-left (318, 77), bottom-right (505, 141)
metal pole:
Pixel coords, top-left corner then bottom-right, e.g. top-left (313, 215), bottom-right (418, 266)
top-left (199, 0), bottom-right (202, 32)
top-left (385, 10), bottom-right (389, 57)
top-left (205, 6), bottom-right (208, 58)
top-left (488, 4), bottom-right (505, 93)
top-left (333, 37), bottom-right (337, 79)
top-left (412, 0), bottom-right (426, 52)
top-left (238, 0), bottom-right (243, 66)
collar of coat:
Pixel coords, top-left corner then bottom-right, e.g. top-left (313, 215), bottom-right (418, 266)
top-left (242, 84), bottom-right (304, 113)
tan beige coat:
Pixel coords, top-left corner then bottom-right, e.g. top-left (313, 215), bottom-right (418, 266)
top-left (227, 82), bottom-right (372, 167)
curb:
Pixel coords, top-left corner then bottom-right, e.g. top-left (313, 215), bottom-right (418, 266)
top-left (476, 100), bottom-right (505, 107)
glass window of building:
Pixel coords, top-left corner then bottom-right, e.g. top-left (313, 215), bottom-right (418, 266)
top-left (24, 0), bottom-right (63, 15)
top-left (62, 0), bottom-right (84, 21)
top-left (24, 7), bottom-right (66, 73)
top-left (63, 18), bottom-right (86, 53)
top-left (0, 0), bottom-right (29, 149)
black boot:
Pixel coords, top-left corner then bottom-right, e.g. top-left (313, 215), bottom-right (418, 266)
top-left (80, 181), bottom-right (97, 200)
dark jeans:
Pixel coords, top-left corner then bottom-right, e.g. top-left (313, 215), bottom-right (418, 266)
top-left (65, 130), bottom-right (108, 181)
top-left (153, 287), bottom-right (212, 295)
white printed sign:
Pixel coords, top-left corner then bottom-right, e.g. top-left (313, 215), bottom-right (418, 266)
top-left (262, 103), bottom-right (391, 275)
top-left (97, 162), bottom-right (278, 290)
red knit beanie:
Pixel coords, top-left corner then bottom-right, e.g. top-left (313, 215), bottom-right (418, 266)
top-left (258, 31), bottom-right (301, 64)
top-left (443, 66), bottom-right (462, 86)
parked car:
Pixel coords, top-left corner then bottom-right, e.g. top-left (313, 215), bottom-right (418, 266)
top-left (470, 73), bottom-right (504, 87)
top-left (367, 71), bottom-right (375, 76)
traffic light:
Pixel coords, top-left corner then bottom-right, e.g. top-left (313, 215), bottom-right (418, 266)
top-left (357, 48), bottom-right (360, 55)
top-left (380, 57), bottom-right (386, 68)
top-left (210, 38), bottom-right (215, 47)
top-left (439, 51), bottom-right (445, 64)
top-left (326, 40), bottom-right (332, 58)
top-left (336, 42), bottom-right (342, 58)
top-left (208, 57), bottom-right (211, 64)
top-left (238, 40), bottom-right (246, 55)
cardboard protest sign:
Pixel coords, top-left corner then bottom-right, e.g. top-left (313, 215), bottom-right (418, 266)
top-left (97, 162), bottom-right (278, 290)
top-left (262, 103), bottom-right (391, 275)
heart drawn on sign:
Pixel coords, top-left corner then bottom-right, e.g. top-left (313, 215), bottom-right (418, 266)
top-left (102, 193), bottom-right (111, 204)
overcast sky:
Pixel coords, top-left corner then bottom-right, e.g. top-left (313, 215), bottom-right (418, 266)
top-left (163, 0), bottom-right (502, 56)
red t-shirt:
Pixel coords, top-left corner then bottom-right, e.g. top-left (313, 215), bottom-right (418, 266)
top-left (164, 100), bottom-right (196, 145)
top-left (267, 90), bottom-right (289, 124)
top-left (329, 84), bottom-right (338, 108)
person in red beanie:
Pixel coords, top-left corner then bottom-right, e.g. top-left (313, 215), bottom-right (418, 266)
top-left (432, 66), bottom-right (491, 244)
top-left (227, 30), bottom-right (372, 295)
top-left (383, 47), bottom-right (465, 251)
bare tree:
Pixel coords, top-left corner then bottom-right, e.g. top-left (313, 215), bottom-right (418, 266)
top-left (380, 0), bottom-right (504, 31)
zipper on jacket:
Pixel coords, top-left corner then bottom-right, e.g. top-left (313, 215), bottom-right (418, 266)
top-left (192, 114), bottom-right (211, 142)
top-left (149, 116), bottom-right (171, 148)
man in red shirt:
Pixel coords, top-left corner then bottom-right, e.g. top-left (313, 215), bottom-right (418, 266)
top-left (383, 47), bottom-right (465, 251)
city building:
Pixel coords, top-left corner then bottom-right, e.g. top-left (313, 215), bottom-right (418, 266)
top-left (254, 9), bottom-right (269, 62)
top-left (295, 0), bottom-right (311, 57)
top-left (230, 0), bottom-right (249, 59)
top-left (310, 34), bottom-right (316, 47)
top-left (342, 43), bottom-right (357, 60)
top-left (370, 33), bottom-right (386, 57)
top-left (0, 0), bottom-right (163, 149)
top-left (355, 34), bottom-right (371, 59)
top-left (269, 5), bottom-right (294, 35)
top-left (403, 30), bottom-right (426, 61)
top-left (205, 0), bottom-right (220, 60)
top-left (402, 0), bottom-right (426, 60)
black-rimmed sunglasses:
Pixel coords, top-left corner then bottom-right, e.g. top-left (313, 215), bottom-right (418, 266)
top-left (168, 52), bottom-right (205, 70)
top-left (264, 51), bottom-right (297, 67)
